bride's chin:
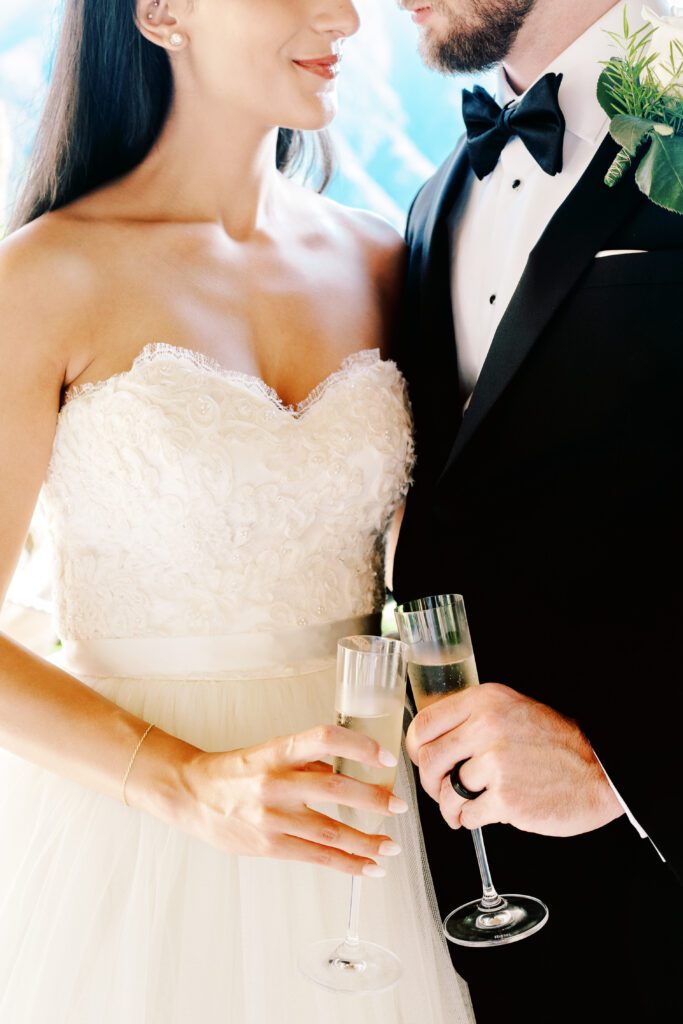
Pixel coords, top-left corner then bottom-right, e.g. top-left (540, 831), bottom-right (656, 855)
top-left (286, 96), bottom-right (339, 133)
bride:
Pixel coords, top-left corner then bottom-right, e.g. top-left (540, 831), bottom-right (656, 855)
top-left (0, 1), bottom-right (472, 1021)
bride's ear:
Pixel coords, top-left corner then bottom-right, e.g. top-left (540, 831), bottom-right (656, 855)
top-left (135, 1), bottom-right (187, 51)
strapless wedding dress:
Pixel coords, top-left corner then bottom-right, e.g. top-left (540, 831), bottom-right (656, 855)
top-left (0, 343), bottom-right (473, 1023)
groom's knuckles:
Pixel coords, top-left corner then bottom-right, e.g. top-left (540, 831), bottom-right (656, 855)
top-left (438, 775), bottom-right (464, 829)
top-left (412, 691), bottom-right (470, 748)
top-left (416, 751), bottom-right (434, 798)
top-left (420, 732), bottom-right (469, 794)
top-left (404, 720), bottom-right (421, 764)
top-left (475, 707), bottom-right (505, 743)
top-left (410, 703), bottom-right (438, 746)
top-left (417, 744), bottom-right (444, 799)
top-left (460, 754), bottom-right (486, 793)
top-left (460, 792), bottom-right (496, 830)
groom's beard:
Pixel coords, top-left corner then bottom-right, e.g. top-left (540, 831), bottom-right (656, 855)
top-left (416, 0), bottom-right (538, 74)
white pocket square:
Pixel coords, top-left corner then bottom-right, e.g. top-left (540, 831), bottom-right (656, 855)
top-left (594, 249), bottom-right (648, 257)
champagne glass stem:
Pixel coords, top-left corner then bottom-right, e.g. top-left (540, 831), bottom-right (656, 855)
top-left (346, 876), bottom-right (363, 946)
top-left (471, 827), bottom-right (505, 909)
top-left (329, 876), bottom-right (364, 969)
top-left (300, 636), bottom-right (406, 990)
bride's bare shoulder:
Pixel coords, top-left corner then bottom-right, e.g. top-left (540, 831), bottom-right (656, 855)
top-left (315, 188), bottom-right (405, 258)
top-left (285, 183), bottom-right (408, 354)
top-left (0, 210), bottom-right (100, 386)
top-left (296, 185), bottom-right (407, 312)
top-left (286, 176), bottom-right (405, 260)
top-left (322, 194), bottom-right (408, 331)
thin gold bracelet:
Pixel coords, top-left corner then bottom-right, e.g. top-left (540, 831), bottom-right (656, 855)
top-left (122, 723), bottom-right (155, 807)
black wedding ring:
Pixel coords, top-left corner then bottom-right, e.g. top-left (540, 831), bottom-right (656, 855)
top-left (450, 759), bottom-right (484, 801)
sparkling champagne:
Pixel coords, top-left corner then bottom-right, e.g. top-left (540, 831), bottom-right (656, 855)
top-left (394, 595), bottom-right (549, 947)
top-left (407, 644), bottom-right (479, 712)
top-left (334, 694), bottom-right (404, 832)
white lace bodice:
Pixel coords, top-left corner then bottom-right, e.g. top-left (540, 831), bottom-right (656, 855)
top-left (39, 343), bottom-right (414, 641)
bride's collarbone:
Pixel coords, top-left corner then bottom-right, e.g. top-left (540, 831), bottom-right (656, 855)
top-left (57, 216), bottom-right (390, 404)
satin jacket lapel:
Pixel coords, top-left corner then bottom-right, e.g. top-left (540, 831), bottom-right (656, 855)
top-left (413, 139), bottom-right (470, 277)
top-left (406, 139), bottom-right (472, 467)
top-left (410, 139), bottom-right (470, 371)
top-left (438, 135), bottom-right (647, 481)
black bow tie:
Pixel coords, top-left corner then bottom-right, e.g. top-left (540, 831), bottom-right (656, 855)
top-left (462, 72), bottom-right (566, 180)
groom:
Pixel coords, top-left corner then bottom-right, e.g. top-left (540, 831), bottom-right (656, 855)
top-left (392, 0), bottom-right (683, 1020)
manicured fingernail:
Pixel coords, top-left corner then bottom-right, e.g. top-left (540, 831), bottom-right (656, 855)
top-left (389, 796), bottom-right (409, 814)
top-left (379, 748), bottom-right (398, 767)
top-left (379, 840), bottom-right (402, 857)
top-left (363, 864), bottom-right (386, 878)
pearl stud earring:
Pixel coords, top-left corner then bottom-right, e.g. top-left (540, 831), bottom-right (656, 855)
top-left (169, 32), bottom-right (184, 47)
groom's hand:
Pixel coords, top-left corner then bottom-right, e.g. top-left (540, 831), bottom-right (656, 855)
top-left (405, 684), bottom-right (622, 837)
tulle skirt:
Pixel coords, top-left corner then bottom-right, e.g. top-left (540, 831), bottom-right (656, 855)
top-left (0, 636), bottom-right (473, 1024)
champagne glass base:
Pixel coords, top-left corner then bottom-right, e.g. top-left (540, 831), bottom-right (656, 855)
top-left (299, 938), bottom-right (402, 993)
top-left (444, 894), bottom-right (548, 948)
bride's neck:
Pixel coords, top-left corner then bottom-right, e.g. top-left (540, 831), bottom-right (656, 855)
top-left (503, 0), bottom-right (617, 94)
top-left (123, 93), bottom-right (283, 239)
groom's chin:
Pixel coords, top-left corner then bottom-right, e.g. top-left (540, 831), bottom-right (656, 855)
top-left (413, 0), bottom-right (536, 76)
top-left (416, 21), bottom-right (504, 76)
top-left (418, 35), bottom-right (499, 77)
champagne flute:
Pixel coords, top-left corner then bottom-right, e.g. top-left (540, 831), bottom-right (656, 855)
top-left (299, 635), bottom-right (408, 993)
top-left (395, 595), bottom-right (549, 947)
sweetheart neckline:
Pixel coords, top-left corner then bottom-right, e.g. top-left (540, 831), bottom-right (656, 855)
top-left (59, 342), bottom-right (384, 421)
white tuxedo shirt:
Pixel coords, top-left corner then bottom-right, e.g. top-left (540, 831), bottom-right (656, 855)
top-left (449, 0), bottom-right (651, 397)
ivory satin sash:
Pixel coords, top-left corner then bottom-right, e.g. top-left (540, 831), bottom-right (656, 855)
top-left (55, 615), bottom-right (382, 679)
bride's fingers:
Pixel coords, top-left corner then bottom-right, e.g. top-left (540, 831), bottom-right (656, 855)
top-left (299, 760), bottom-right (334, 774)
top-left (277, 769), bottom-right (408, 817)
top-left (271, 833), bottom-right (387, 877)
top-left (272, 807), bottom-right (401, 861)
top-left (266, 725), bottom-right (396, 772)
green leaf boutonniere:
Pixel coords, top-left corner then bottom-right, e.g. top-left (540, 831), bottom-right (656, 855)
top-left (597, 4), bottom-right (683, 214)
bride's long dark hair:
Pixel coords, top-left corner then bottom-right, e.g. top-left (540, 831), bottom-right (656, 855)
top-left (9, 0), bottom-right (333, 232)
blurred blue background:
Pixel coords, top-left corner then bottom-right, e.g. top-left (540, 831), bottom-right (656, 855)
top-left (0, 0), bottom-right (488, 232)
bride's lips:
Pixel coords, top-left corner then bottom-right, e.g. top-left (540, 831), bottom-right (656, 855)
top-left (292, 54), bottom-right (341, 81)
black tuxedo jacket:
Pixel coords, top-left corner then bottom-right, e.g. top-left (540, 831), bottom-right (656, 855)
top-left (393, 134), bottom-right (683, 1022)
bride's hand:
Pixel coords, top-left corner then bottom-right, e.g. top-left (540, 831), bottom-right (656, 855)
top-left (170, 726), bottom-right (408, 875)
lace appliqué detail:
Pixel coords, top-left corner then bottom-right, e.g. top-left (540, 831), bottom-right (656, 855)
top-left (62, 342), bottom-right (382, 420)
top-left (43, 343), bottom-right (415, 641)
